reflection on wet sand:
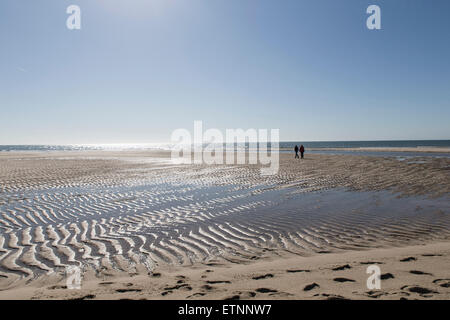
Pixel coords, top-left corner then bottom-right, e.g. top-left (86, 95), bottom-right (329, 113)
top-left (0, 151), bottom-right (449, 286)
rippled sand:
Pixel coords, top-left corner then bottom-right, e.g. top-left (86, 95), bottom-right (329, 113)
top-left (0, 151), bottom-right (449, 299)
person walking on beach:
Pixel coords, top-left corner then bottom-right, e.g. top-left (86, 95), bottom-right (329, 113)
top-left (300, 145), bottom-right (305, 159)
top-left (294, 145), bottom-right (299, 159)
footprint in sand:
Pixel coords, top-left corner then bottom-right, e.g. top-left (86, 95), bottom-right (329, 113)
top-left (227, 291), bottom-right (256, 299)
top-left (409, 270), bottom-right (433, 276)
top-left (206, 262), bottom-right (225, 267)
top-left (206, 280), bottom-right (231, 284)
top-left (164, 283), bottom-right (192, 291)
top-left (433, 279), bottom-right (450, 288)
top-left (380, 273), bottom-right (395, 280)
top-left (255, 288), bottom-right (278, 293)
top-left (115, 288), bottom-right (142, 293)
top-left (400, 257), bottom-right (417, 262)
top-left (303, 283), bottom-right (320, 291)
top-left (252, 273), bottom-right (274, 280)
top-left (332, 264), bottom-right (352, 271)
top-left (224, 295), bottom-right (241, 300)
top-left (48, 285), bottom-right (67, 290)
top-left (240, 291), bottom-right (257, 298)
top-left (333, 277), bottom-right (356, 283)
top-left (68, 294), bottom-right (96, 300)
top-left (366, 290), bottom-right (387, 298)
top-left (286, 269), bottom-right (310, 273)
top-left (201, 284), bottom-right (215, 291)
top-left (321, 293), bottom-right (347, 300)
top-left (187, 292), bottom-right (206, 298)
top-left (402, 285), bottom-right (438, 295)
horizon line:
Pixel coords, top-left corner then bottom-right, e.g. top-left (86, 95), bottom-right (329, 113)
top-left (1, 138), bottom-right (450, 146)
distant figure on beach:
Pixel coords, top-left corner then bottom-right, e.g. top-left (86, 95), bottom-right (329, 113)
top-left (300, 145), bottom-right (305, 159)
top-left (294, 145), bottom-right (299, 159)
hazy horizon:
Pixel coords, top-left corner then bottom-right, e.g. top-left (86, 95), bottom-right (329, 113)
top-left (1, 139), bottom-right (450, 149)
top-left (1, 0), bottom-right (450, 144)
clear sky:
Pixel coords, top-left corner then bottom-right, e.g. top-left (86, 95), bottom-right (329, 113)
top-left (1, 0), bottom-right (449, 144)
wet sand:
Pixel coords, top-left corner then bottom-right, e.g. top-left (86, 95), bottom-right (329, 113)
top-left (0, 151), bottom-right (449, 299)
top-left (308, 147), bottom-right (450, 153)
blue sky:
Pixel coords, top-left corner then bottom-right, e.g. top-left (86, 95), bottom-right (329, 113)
top-left (1, 0), bottom-right (449, 144)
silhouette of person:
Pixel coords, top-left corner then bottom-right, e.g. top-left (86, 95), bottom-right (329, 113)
top-left (294, 145), bottom-right (299, 159)
top-left (300, 145), bottom-right (305, 159)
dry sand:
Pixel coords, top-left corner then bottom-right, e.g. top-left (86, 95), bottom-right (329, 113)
top-left (0, 150), bottom-right (449, 300)
top-left (1, 241), bottom-right (449, 300)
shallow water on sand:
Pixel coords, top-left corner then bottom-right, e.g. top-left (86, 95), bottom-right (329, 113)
top-left (0, 175), bottom-right (449, 280)
top-left (305, 150), bottom-right (450, 158)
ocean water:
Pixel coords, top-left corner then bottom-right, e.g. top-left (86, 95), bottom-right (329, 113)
top-left (282, 140), bottom-right (450, 149)
top-left (1, 140), bottom-right (450, 151)
top-left (0, 140), bottom-right (449, 157)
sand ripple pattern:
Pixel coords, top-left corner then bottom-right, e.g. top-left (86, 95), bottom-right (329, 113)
top-left (0, 153), bottom-right (449, 281)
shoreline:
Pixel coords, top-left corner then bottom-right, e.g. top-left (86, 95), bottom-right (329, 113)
top-left (1, 146), bottom-right (450, 155)
top-left (306, 147), bottom-right (450, 153)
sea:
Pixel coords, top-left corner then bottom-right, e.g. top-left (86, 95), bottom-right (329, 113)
top-left (1, 140), bottom-right (449, 158)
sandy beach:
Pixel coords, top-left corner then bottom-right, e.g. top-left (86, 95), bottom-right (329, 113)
top-left (0, 150), bottom-right (449, 300)
top-left (3, 0), bottom-right (450, 308)
top-left (2, 241), bottom-right (449, 300)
